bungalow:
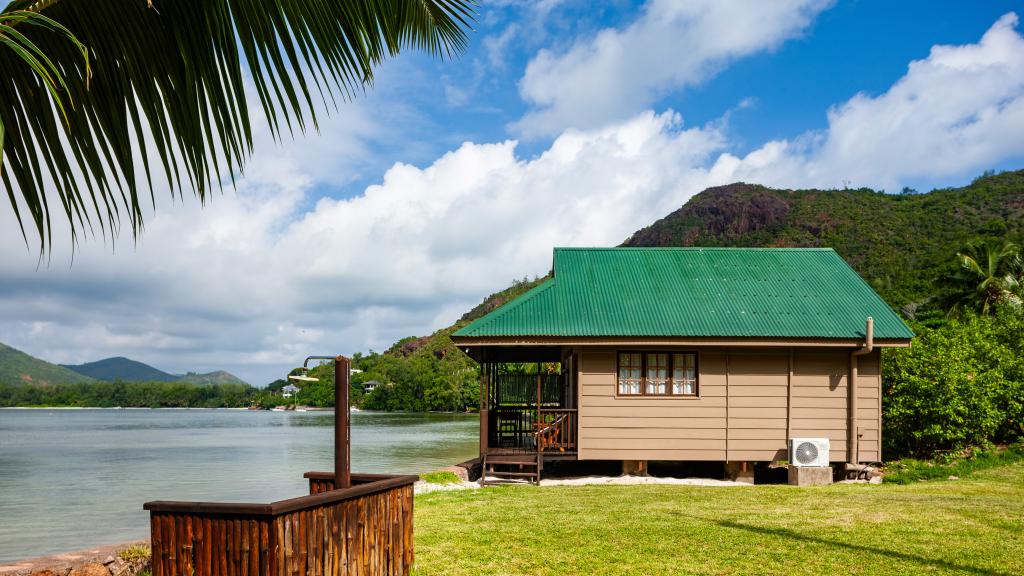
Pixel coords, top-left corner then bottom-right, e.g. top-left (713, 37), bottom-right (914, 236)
top-left (281, 383), bottom-right (300, 399)
top-left (451, 247), bottom-right (914, 483)
top-left (362, 380), bottom-right (382, 393)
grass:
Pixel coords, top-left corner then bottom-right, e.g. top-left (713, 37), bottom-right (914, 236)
top-left (118, 544), bottom-right (151, 562)
top-left (884, 443), bottom-right (1024, 484)
top-left (419, 471), bottom-right (462, 485)
top-left (413, 461), bottom-right (1024, 575)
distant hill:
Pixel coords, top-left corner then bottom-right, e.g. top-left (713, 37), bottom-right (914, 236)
top-left (62, 356), bottom-right (178, 382)
top-left (177, 370), bottom-right (248, 386)
top-left (56, 355), bottom-right (249, 386)
top-left (623, 170), bottom-right (1024, 309)
top-left (0, 343), bottom-right (95, 386)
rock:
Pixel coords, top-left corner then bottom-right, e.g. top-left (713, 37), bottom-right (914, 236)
top-left (948, 475), bottom-right (960, 481)
top-left (69, 562), bottom-right (110, 576)
top-left (102, 557), bottom-right (116, 566)
top-left (869, 476), bottom-right (883, 484)
top-left (29, 570), bottom-right (61, 576)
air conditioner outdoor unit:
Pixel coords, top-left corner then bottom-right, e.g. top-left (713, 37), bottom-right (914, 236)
top-left (790, 438), bottom-right (830, 467)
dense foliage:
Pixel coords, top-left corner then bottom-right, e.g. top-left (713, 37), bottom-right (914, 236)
top-left (0, 380), bottom-right (257, 408)
top-left (624, 170), bottom-right (1024, 310)
top-left (883, 311), bottom-right (1024, 457)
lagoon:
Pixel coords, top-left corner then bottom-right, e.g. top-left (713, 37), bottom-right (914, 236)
top-left (0, 408), bottom-right (478, 563)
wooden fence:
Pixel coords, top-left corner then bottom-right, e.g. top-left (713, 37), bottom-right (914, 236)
top-left (144, 473), bottom-right (416, 576)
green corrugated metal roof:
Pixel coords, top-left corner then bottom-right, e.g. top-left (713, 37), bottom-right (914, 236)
top-left (453, 248), bottom-right (914, 340)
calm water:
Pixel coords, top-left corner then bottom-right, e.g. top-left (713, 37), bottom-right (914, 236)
top-left (0, 409), bottom-right (478, 562)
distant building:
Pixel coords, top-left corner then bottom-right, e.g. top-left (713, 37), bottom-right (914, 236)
top-left (281, 384), bottom-right (300, 399)
top-left (362, 380), bottom-right (382, 393)
top-left (350, 368), bottom-right (364, 374)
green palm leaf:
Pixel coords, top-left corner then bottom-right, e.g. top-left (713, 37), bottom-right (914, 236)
top-left (0, 0), bottom-right (475, 253)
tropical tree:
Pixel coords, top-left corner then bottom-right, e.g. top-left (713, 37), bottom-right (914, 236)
top-left (0, 0), bottom-right (473, 253)
top-left (942, 238), bottom-right (1023, 316)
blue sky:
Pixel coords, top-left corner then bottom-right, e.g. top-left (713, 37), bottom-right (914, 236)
top-left (3, 1), bottom-right (1024, 384)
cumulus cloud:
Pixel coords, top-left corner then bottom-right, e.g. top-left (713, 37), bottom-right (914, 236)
top-left (0, 110), bottom-right (729, 384)
top-left (511, 0), bottom-right (833, 138)
top-left (709, 12), bottom-right (1024, 191)
top-left (3, 12), bottom-right (1024, 385)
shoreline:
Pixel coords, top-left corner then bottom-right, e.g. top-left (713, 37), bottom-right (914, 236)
top-left (0, 541), bottom-right (149, 576)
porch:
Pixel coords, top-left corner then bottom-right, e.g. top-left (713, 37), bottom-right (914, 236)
top-left (475, 347), bottom-right (578, 484)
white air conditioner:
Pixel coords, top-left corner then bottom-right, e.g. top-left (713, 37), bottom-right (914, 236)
top-left (790, 438), bottom-right (830, 467)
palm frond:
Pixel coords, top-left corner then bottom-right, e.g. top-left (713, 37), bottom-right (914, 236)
top-left (0, 0), bottom-right (475, 253)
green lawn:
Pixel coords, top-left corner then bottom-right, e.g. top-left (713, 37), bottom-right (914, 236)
top-left (413, 463), bottom-right (1024, 575)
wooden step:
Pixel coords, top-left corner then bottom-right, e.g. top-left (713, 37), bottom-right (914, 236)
top-left (485, 456), bottom-right (539, 465)
top-left (485, 470), bottom-right (538, 478)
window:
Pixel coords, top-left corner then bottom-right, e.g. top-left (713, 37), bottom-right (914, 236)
top-left (646, 353), bottom-right (668, 395)
top-left (672, 353), bottom-right (696, 395)
top-left (617, 351), bottom-right (698, 397)
top-left (617, 352), bottom-right (642, 395)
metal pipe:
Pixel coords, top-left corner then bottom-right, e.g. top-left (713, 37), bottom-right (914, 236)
top-left (334, 355), bottom-right (351, 489)
top-left (849, 317), bottom-right (874, 464)
top-left (297, 355), bottom-right (351, 489)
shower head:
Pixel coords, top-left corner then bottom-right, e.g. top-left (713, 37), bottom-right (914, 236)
top-left (288, 373), bottom-right (319, 382)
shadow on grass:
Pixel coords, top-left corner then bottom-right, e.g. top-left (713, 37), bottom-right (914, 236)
top-left (713, 519), bottom-right (1014, 576)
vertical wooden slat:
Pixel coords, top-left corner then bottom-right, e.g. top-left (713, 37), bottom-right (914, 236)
top-left (258, 521), bottom-right (269, 576)
top-left (151, 515), bottom-right (164, 576)
top-left (219, 518), bottom-right (229, 576)
top-left (185, 516), bottom-right (195, 576)
top-left (166, 515), bottom-right (177, 576)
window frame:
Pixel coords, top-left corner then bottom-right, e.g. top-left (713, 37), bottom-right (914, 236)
top-left (615, 350), bottom-right (700, 398)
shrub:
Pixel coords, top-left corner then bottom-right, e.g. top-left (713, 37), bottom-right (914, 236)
top-left (883, 311), bottom-right (1024, 458)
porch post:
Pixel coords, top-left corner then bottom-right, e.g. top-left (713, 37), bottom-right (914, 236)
top-left (479, 360), bottom-right (489, 455)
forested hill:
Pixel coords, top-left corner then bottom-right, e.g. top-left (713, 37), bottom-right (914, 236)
top-left (62, 356), bottom-right (179, 382)
top-left (0, 343), bottom-right (95, 386)
top-left (624, 170), bottom-right (1024, 309)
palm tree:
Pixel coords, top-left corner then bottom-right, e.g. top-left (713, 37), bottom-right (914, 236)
top-left (943, 238), bottom-right (1022, 316)
top-left (1, 0), bottom-right (473, 253)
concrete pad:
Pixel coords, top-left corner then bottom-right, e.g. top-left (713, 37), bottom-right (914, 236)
top-left (788, 466), bottom-right (833, 486)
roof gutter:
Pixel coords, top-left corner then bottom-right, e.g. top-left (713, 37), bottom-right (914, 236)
top-left (849, 317), bottom-right (873, 465)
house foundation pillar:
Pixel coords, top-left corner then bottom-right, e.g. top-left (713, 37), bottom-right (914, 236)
top-left (622, 460), bottom-right (648, 476)
top-left (725, 461), bottom-right (755, 484)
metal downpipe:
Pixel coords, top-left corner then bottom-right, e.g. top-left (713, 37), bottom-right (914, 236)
top-left (849, 317), bottom-right (874, 464)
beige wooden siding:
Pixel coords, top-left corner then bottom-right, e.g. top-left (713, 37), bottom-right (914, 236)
top-left (790, 349), bottom-right (849, 462)
top-left (856, 349), bottom-right (882, 462)
top-left (576, 346), bottom-right (880, 463)
top-left (724, 350), bottom-right (789, 461)
top-left (577, 348), bottom-right (727, 461)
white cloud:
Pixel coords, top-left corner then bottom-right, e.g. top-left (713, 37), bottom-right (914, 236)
top-left (0, 110), bottom-right (728, 384)
top-left (3, 12), bottom-right (1024, 386)
top-left (710, 12), bottom-right (1024, 191)
top-left (512, 0), bottom-right (833, 138)
top-left (484, 24), bottom-right (520, 70)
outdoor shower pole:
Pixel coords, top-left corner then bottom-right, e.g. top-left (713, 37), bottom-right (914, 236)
top-left (334, 355), bottom-right (351, 489)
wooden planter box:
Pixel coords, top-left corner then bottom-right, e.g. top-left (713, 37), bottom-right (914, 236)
top-left (144, 473), bottom-right (417, 576)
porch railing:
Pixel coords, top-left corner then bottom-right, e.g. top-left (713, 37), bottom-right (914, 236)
top-left (144, 473), bottom-right (416, 576)
top-left (537, 409), bottom-right (577, 454)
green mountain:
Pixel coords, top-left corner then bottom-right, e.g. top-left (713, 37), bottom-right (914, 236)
top-left (0, 343), bottom-right (96, 386)
top-left (623, 170), bottom-right (1024, 310)
top-left (62, 356), bottom-right (249, 386)
top-left (62, 356), bottom-right (178, 382)
top-left (177, 370), bottom-right (248, 386)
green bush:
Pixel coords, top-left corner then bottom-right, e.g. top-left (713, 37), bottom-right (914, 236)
top-left (883, 311), bottom-right (1024, 458)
